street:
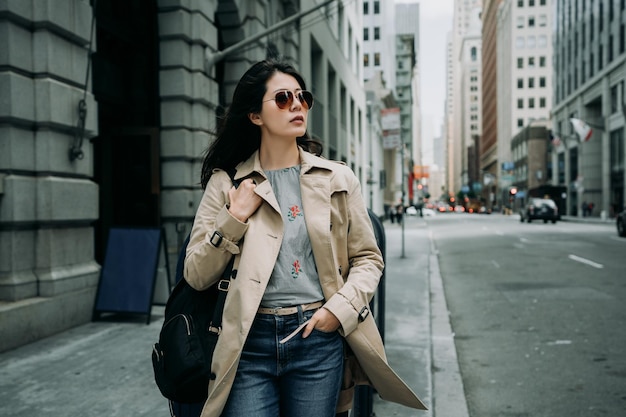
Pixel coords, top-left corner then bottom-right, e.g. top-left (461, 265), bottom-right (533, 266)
top-left (428, 213), bottom-right (626, 416)
top-left (2, 213), bottom-right (624, 417)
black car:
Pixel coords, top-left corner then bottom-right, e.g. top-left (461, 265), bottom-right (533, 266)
top-left (520, 198), bottom-right (558, 223)
top-left (617, 209), bottom-right (626, 237)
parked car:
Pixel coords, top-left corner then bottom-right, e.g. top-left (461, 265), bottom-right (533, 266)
top-left (617, 209), bottom-right (626, 237)
top-left (520, 198), bottom-right (559, 223)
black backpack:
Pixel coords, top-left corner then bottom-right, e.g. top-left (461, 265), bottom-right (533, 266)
top-left (151, 170), bottom-right (238, 403)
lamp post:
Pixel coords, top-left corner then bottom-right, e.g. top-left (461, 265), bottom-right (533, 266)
top-left (366, 101), bottom-right (377, 211)
top-left (400, 142), bottom-right (406, 258)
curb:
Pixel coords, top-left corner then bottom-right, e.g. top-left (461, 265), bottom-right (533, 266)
top-left (428, 231), bottom-right (470, 417)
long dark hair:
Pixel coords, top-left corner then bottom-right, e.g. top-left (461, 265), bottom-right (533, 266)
top-left (200, 59), bottom-right (322, 189)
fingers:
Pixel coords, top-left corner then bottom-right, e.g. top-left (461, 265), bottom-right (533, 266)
top-left (302, 309), bottom-right (340, 338)
top-left (235, 178), bottom-right (256, 190)
top-left (302, 318), bottom-right (317, 339)
top-left (227, 178), bottom-right (262, 222)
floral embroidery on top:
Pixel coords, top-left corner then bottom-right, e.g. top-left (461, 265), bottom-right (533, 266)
top-left (287, 205), bottom-right (303, 221)
top-left (291, 260), bottom-right (302, 279)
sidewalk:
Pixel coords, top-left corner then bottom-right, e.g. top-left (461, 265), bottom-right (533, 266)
top-left (0, 216), bottom-right (468, 417)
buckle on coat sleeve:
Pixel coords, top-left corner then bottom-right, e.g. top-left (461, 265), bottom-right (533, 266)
top-left (210, 231), bottom-right (224, 247)
top-left (358, 306), bottom-right (370, 322)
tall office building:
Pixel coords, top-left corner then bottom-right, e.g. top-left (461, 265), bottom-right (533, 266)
top-left (448, 0), bottom-right (482, 198)
top-left (480, 0), bottom-right (502, 198)
top-left (496, 0), bottom-right (553, 204)
top-left (395, 2), bottom-right (420, 205)
top-left (551, 0), bottom-right (626, 217)
top-left (362, 0), bottom-right (396, 87)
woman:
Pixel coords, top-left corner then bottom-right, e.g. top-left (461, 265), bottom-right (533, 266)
top-left (184, 59), bottom-right (426, 417)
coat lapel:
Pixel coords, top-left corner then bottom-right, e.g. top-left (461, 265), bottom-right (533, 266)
top-left (299, 152), bottom-right (342, 295)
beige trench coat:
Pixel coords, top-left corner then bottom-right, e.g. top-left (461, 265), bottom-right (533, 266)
top-left (185, 148), bottom-right (427, 416)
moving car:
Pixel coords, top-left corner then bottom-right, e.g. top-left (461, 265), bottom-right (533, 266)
top-left (520, 198), bottom-right (558, 223)
top-left (617, 209), bottom-right (626, 237)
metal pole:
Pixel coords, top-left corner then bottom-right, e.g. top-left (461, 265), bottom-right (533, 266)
top-left (205, 0), bottom-right (335, 74)
top-left (400, 144), bottom-right (406, 258)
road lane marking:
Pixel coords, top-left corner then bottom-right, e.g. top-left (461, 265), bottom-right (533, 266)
top-left (547, 340), bottom-right (572, 346)
top-left (491, 260), bottom-right (500, 268)
top-left (568, 254), bottom-right (604, 269)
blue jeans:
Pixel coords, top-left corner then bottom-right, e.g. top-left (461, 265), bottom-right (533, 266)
top-left (221, 307), bottom-right (344, 417)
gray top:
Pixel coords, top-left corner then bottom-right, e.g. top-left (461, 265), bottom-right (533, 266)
top-left (261, 165), bottom-right (324, 307)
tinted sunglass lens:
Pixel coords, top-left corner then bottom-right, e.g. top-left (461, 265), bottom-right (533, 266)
top-left (275, 91), bottom-right (292, 109)
top-left (299, 91), bottom-right (313, 109)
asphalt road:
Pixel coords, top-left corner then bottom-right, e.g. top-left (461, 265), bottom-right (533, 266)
top-left (428, 213), bottom-right (626, 417)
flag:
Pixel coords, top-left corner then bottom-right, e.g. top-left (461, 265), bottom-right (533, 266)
top-left (570, 118), bottom-right (593, 142)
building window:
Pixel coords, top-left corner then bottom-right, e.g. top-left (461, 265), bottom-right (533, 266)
top-left (374, 1), bottom-right (380, 14)
top-left (528, 16), bottom-right (535, 27)
top-left (528, 77), bottom-right (535, 88)
top-left (364, 53), bottom-right (369, 67)
top-left (364, 28), bottom-right (369, 41)
top-left (517, 98), bottom-right (524, 109)
top-left (529, 98), bottom-right (535, 108)
top-left (540, 0), bottom-right (546, 4)
top-left (374, 27), bottom-right (380, 40)
top-left (539, 56), bottom-right (546, 67)
top-left (374, 52), bottom-right (380, 66)
top-left (610, 129), bottom-right (625, 173)
top-left (528, 57), bottom-right (535, 67)
top-left (516, 36), bottom-right (525, 48)
top-left (529, 0), bottom-right (535, 5)
top-left (517, 57), bottom-right (524, 68)
top-left (527, 36), bottom-right (536, 48)
top-left (538, 14), bottom-right (547, 27)
top-left (539, 76), bottom-right (546, 87)
top-left (611, 84), bottom-right (619, 113)
top-left (471, 46), bottom-right (477, 61)
top-left (518, 0), bottom-right (523, 6)
top-left (518, 119), bottom-right (524, 127)
top-left (539, 97), bottom-right (546, 108)
top-left (538, 35), bottom-right (547, 48)
top-left (364, 1), bottom-right (369, 14)
top-left (517, 16), bottom-right (524, 28)
top-left (517, 78), bottom-right (524, 88)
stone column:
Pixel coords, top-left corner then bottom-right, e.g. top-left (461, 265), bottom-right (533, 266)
top-left (0, 0), bottom-right (99, 352)
top-left (157, 0), bottom-right (220, 275)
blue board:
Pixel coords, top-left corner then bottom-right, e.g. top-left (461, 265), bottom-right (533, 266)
top-left (93, 227), bottom-right (165, 324)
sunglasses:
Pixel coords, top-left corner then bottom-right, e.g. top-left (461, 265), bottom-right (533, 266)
top-left (264, 90), bottom-right (314, 110)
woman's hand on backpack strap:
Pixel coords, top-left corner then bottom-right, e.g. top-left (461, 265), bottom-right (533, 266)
top-left (228, 178), bottom-right (262, 223)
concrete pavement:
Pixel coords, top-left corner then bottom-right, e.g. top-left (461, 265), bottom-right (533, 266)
top-left (0, 216), bottom-right (468, 417)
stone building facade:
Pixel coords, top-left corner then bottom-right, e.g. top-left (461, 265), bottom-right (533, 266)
top-left (0, 0), bottom-right (366, 352)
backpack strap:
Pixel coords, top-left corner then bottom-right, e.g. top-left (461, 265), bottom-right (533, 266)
top-left (208, 167), bottom-right (239, 334)
top-left (172, 168), bottom-right (239, 333)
